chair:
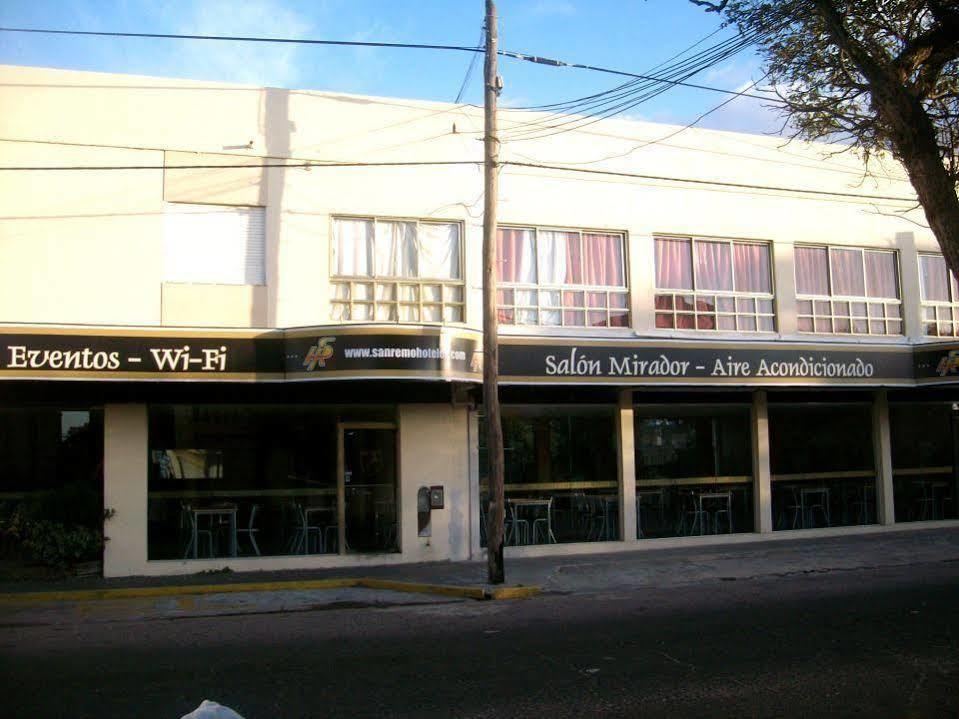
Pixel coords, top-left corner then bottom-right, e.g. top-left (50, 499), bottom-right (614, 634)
top-left (508, 503), bottom-right (531, 546)
top-left (700, 492), bottom-right (733, 534)
top-left (585, 495), bottom-right (608, 541)
top-left (801, 487), bottom-right (830, 528)
top-left (677, 492), bottom-right (707, 536)
top-left (531, 497), bottom-right (557, 544)
top-left (849, 484), bottom-right (874, 525)
top-left (236, 504), bottom-right (261, 556)
top-left (181, 503), bottom-right (214, 559)
top-left (288, 503), bottom-right (322, 554)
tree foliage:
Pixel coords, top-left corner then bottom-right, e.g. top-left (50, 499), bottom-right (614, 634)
top-left (693, 0), bottom-right (959, 274)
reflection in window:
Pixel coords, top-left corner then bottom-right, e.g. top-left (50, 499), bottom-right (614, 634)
top-left (147, 405), bottom-right (397, 560)
top-left (654, 236), bottom-right (774, 332)
top-left (496, 227), bottom-right (629, 328)
top-left (795, 245), bottom-right (901, 336)
top-left (889, 403), bottom-right (956, 521)
top-left (634, 406), bottom-right (753, 538)
top-left (0, 408), bottom-right (103, 565)
top-left (479, 408), bottom-right (619, 545)
top-left (919, 254), bottom-right (959, 337)
top-left (769, 404), bottom-right (877, 530)
top-left (331, 217), bottom-right (464, 323)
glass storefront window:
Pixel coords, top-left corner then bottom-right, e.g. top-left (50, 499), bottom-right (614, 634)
top-left (0, 407), bottom-right (104, 565)
top-left (634, 406), bottom-right (754, 538)
top-left (890, 403), bottom-right (957, 521)
top-left (479, 407), bottom-right (619, 545)
top-left (769, 403), bottom-right (877, 530)
top-left (147, 405), bottom-right (397, 560)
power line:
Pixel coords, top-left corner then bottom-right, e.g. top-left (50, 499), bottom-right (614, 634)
top-left (0, 25), bottom-right (775, 104)
top-left (498, 32), bottom-right (764, 141)
top-left (501, 161), bottom-right (917, 202)
top-left (454, 26), bottom-right (485, 103)
top-left (0, 160), bottom-right (481, 170)
top-left (0, 26), bottom-right (485, 53)
top-left (515, 72), bottom-right (771, 166)
top-left (0, 156), bottom-right (917, 202)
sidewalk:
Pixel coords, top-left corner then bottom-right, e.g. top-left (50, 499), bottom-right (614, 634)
top-left (2, 525), bottom-right (958, 613)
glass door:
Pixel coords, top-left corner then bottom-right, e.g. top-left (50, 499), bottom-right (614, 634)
top-left (338, 424), bottom-right (398, 553)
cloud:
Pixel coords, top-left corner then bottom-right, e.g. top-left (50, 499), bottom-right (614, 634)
top-left (524, 0), bottom-right (576, 18)
top-left (158, 0), bottom-right (315, 87)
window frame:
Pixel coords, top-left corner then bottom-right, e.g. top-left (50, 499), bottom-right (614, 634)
top-left (794, 244), bottom-right (902, 337)
top-left (653, 234), bottom-right (776, 334)
top-left (918, 252), bottom-right (959, 337)
top-left (329, 215), bottom-right (466, 325)
top-left (163, 202), bottom-right (267, 286)
top-left (496, 224), bottom-right (630, 329)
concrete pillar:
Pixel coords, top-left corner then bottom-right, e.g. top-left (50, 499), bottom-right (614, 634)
top-left (103, 404), bottom-right (148, 578)
top-left (467, 408), bottom-right (482, 559)
top-left (397, 404), bottom-right (471, 561)
top-left (896, 232), bottom-right (922, 340)
top-left (617, 389), bottom-right (637, 541)
top-left (872, 389), bottom-right (896, 525)
top-left (630, 233), bottom-right (655, 334)
top-left (773, 242), bottom-right (799, 336)
top-left (751, 390), bottom-right (773, 533)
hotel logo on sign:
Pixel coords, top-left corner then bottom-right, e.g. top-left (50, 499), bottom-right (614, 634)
top-left (303, 337), bottom-right (336, 370)
top-left (936, 350), bottom-right (959, 377)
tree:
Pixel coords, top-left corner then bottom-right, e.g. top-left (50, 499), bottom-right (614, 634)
top-left (692, 1), bottom-right (959, 276)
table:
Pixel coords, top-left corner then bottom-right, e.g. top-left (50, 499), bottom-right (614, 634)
top-left (696, 491), bottom-right (733, 534)
top-left (508, 498), bottom-right (555, 545)
top-left (799, 486), bottom-right (830, 528)
top-left (914, 479), bottom-right (950, 521)
top-left (305, 504), bottom-right (337, 552)
top-left (597, 495), bottom-right (619, 541)
top-left (636, 489), bottom-right (666, 539)
top-left (186, 504), bottom-right (237, 559)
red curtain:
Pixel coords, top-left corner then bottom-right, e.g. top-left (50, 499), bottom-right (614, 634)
top-left (655, 238), bottom-right (693, 290)
top-left (795, 246), bottom-right (829, 296)
top-left (733, 243), bottom-right (771, 293)
top-left (582, 233), bottom-right (624, 287)
top-left (864, 251), bottom-right (899, 299)
top-left (694, 241), bottom-right (733, 291)
top-left (496, 228), bottom-right (535, 283)
top-left (830, 248), bottom-right (865, 296)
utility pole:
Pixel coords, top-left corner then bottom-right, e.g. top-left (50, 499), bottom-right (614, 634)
top-left (482, 0), bottom-right (505, 584)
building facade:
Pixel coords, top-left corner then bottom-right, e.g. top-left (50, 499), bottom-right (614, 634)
top-left (1, 64), bottom-right (957, 577)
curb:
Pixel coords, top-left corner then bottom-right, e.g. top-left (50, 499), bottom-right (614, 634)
top-left (0, 577), bottom-right (540, 605)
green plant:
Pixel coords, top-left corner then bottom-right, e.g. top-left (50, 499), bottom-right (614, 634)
top-left (21, 519), bottom-right (104, 570)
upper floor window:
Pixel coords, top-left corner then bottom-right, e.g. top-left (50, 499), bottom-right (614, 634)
top-left (164, 203), bottom-right (265, 285)
top-left (496, 227), bottom-right (628, 327)
top-left (919, 253), bottom-right (959, 337)
top-left (654, 236), bottom-right (775, 332)
top-left (331, 217), bottom-right (463, 323)
top-left (794, 245), bottom-right (901, 336)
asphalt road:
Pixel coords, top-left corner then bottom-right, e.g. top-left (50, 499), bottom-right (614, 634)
top-left (2, 561), bottom-right (958, 718)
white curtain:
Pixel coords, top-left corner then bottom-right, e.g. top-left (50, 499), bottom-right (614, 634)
top-left (537, 230), bottom-right (570, 285)
top-left (418, 222), bottom-right (460, 279)
top-left (333, 218), bottom-right (374, 277)
top-left (374, 220), bottom-right (417, 277)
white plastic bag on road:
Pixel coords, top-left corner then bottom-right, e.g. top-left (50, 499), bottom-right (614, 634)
top-left (180, 699), bottom-right (246, 719)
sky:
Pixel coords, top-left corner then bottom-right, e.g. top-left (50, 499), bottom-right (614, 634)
top-left (0, 0), bottom-right (782, 135)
